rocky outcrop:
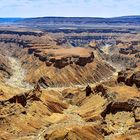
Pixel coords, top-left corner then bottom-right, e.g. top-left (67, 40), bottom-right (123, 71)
top-left (8, 93), bottom-right (27, 107)
top-left (94, 84), bottom-right (107, 95)
top-left (0, 54), bottom-right (12, 80)
top-left (33, 49), bottom-right (94, 69)
top-left (44, 126), bottom-right (104, 140)
top-left (48, 52), bottom-right (94, 68)
top-left (119, 47), bottom-right (140, 55)
top-left (101, 98), bottom-right (140, 119)
top-left (104, 111), bottom-right (135, 135)
top-left (0, 81), bottom-right (140, 139)
top-left (86, 85), bottom-right (93, 96)
top-left (110, 101), bottom-right (134, 112)
top-left (134, 107), bottom-right (140, 121)
top-left (97, 38), bottom-right (140, 70)
top-left (0, 93), bottom-right (26, 107)
top-left (132, 71), bottom-right (140, 88)
top-left (0, 64), bottom-right (11, 77)
top-left (0, 29), bottom-right (115, 87)
top-left (1, 28), bottom-right (140, 140)
top-left (117, 70), bottom-right (140, 88)
top-left (26, 59), bottom-right (115, 87)
top-left (117, 71), bottom-right (128, 83)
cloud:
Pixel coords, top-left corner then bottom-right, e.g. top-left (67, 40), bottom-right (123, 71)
top-left (0, 0), bottom-right (139, 17)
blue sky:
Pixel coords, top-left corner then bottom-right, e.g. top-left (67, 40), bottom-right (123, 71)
top-left (0, 0), bottom-right (140, 17)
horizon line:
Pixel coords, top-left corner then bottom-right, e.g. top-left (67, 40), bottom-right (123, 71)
top-left (0, 15), bottom-right (140, 19)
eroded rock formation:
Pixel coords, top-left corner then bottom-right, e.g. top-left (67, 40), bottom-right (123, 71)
top-left (0, 28), bottom-right (140, 140)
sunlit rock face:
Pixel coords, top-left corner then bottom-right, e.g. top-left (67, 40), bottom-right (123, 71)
top-left (0, 30), bottom-right (116, 87)
top-left (0, 75), bottom-right (140, 140)
top-left (0, 28), bottom-right (140, 140)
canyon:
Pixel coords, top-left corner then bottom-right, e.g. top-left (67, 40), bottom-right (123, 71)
top-left (0, 18), bottom-right (140, 140)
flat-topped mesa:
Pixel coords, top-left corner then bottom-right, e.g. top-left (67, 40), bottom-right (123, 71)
top-left (0, 29), bottom-right (115, 87)
top-left (34, 47), bottom-right (94, 68)
top-left (0, 29), bottom-right (44, 36)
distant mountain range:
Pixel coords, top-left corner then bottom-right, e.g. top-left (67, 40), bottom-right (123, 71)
top-left (21, 16), bottom-right (140, 24)
top-left (0, 16), bottom-right (140, 26)
top-left (0, 18), bottom-right (23, 23)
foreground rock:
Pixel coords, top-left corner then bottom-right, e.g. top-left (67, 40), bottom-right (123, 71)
top-left (44, 126), bottom-right (103, 140)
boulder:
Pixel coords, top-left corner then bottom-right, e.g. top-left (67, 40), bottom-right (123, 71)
top-left (94, 84), bottom-right (107, 97)
top-left (8, 93), bottom-right (27, 107)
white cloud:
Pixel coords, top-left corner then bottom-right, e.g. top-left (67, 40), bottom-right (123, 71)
top-left (0, 0), bottom-right (139, 17)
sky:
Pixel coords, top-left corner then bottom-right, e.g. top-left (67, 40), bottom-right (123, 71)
top-left (0, 0), bottom-right (140, 18)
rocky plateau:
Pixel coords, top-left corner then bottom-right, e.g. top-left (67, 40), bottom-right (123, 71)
top-left (0, 27), bottom-right (140, 140)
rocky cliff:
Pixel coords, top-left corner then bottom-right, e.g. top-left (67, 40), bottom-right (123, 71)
top-left (0, 69), bottom-right (140, 140)
top-left (0, 28), bottom-right (140, 140)
top-left (0, 29), bottom-right (115, 87)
